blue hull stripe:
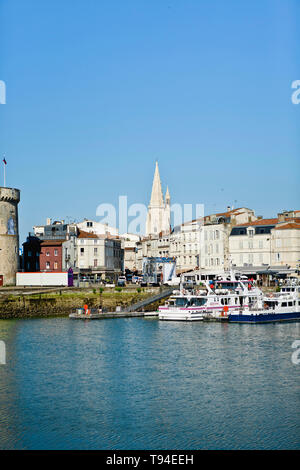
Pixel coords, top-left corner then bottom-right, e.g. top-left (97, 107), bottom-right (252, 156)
top-left (228, 312), bottom-right (300, 323)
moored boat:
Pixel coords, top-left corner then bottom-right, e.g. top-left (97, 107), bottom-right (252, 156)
top-left (228, 291), bottom-right (300, 323)
top-left (158, 272), bottom-right (263, 321)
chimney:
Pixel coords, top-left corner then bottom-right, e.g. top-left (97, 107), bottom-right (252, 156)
top-left (227, 206), bottom-right (231, 212)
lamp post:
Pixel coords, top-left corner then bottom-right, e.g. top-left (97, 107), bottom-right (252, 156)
top-left (266, 237), bottom-right (272, 287)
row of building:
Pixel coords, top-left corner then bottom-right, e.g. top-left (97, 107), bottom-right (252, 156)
top-left (0, 163), bottom-right (299, 286)
top-left (21, 162), bottom-right (300, 284)
top-left (135, 208), bottom-right (300, 280)
top-left (22, 219), bottom-right (125, 282)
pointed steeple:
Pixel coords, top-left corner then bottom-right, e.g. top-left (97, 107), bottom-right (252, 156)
top-left (149, 161), bottom-right (164, 206)
top-left (165, 186), bottom-right (170, 205)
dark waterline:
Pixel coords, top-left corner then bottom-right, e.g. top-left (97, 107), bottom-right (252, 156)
top-left (0, 317), bottom-right (299, 450)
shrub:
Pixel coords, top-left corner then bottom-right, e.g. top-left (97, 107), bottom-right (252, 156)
top-left (115, 287), bottom-right (122, 292)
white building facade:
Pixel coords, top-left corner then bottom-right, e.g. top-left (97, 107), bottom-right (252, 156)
top-left (76, 230), bottom-right (123, 281)
top-left (229, 212), bottom-right (300, 270)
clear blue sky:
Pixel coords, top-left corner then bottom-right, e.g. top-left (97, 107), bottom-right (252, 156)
top-left (0, 0), bottom-right (299, 242)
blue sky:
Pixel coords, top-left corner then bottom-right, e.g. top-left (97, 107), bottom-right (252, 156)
top-left (0, 0), bottom-right (299, 242)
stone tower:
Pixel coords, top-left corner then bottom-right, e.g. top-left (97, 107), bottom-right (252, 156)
top-left (146, 162), bottom-right (171, 237)
top-left (0, 187), bottom-right (20, 286)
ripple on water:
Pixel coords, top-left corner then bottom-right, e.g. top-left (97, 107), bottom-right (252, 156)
top-left (0, 318), bottom-right (299, 449)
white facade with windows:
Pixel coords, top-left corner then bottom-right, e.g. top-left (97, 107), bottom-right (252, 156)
top-left (229, 216), bottom-right (300, 269)
top-left (76, 219), bottom-right (119, 237)
top-left (76, 231), bottom-right (123, 280)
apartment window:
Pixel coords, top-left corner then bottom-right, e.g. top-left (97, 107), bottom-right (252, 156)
top-left (54, 262), bottom-right (58, 270)
top-left (46, 262), bottom-right (50, 270)
top-left (54, 249), bottom-right (58, 256)
top-left (94, 259), bottom-right (98, 267)
top-left (215, 230), bottom-right (219, 239)
top-left (276, 253), bottom-right (280, 261)
top-left (248, 241), bottom-right (253, 249)
top-left (94, 248), bottom-right (98, 255)
top-left (248, 229), bottom-right (254, 237)
top-left (80, 248), bottom-right (84, 255)
top-left (94, 239), bottom-right (98, 245)
top-left (28, 251), bottom-right (32, 257)
top-left (46, 251), bottom-right (50, 257)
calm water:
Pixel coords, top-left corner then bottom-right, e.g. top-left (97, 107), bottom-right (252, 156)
top-left (0, 317), bottom-right (299, 450)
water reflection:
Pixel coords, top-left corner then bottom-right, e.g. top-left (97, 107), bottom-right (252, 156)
top-left (0, 317), bottom-right (299, 449)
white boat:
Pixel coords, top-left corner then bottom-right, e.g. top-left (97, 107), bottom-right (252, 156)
top-left (279, 281), bottom-right (300, 297)
top-left (158, 272), bottom-right (263, 321)
top-left (228, 290), bottom-right (300, 323)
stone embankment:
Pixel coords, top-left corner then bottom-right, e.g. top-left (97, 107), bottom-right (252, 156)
top-left (0, 288), bottom-right (161, 319)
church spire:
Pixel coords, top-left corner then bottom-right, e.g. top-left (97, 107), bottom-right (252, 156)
top-left (149, 161), bottom-right (164, 206)
top-left (165, 186), bottom-right (170, 205)
top-left (146, 161), bottom-right (171, 237)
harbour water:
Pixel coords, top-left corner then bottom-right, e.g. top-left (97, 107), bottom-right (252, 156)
top-left (0, 317), bottom-right (300, 450)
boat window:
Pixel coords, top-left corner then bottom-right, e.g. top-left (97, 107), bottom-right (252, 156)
top-left (218, 282), bottom-right (238, 290)
top-left (282, 302), bottom-right (287, 307)
top-left (288, 302), bottom-right (293, 307)
top-left (189, 297), bottom-right (207, 306)
top-left (175, 298), bottom-right (187, 307)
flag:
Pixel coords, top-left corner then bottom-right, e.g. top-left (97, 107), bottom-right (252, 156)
top-left (3, 158), bottom-right (7, 165)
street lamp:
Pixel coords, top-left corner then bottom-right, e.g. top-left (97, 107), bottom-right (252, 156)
top-left (266, 237), bottom-right (272, 266)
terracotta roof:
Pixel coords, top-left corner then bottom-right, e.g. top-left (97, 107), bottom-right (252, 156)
top-left (274, 223), bottom-right (300, 230)
top-left (235, 218), bottom-right (278, 227)
top-left (77, 229), bottom-right (120, 240)
top-left (40, 239), bottom-right (66, 246)
top-left (78, 230), bottom-right (104, 239)
top-left (204, 208), bottom-right (249, 220)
